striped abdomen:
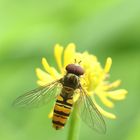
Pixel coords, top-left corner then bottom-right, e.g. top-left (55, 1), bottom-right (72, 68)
top-left (52, 86), bottom-right (74, 130)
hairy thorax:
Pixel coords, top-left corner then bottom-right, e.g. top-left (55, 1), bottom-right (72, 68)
top-left (62, 73), bottom-right (80, 89)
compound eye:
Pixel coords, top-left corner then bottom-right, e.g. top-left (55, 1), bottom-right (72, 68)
top-left (66, 64), bottom-right (75, 72)
top-left (76, 65), bottom-right (84, 75)
top-left (66, 64), bottom-right (84, 75)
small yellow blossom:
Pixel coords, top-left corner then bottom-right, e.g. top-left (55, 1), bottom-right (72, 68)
top-left (36, 43), bottom-right (128, 119)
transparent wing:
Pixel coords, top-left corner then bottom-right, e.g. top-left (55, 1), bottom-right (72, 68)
top-left (76, 85), bottom-right (106, 134)
top-left (13, 79), bottom-right (62, 108)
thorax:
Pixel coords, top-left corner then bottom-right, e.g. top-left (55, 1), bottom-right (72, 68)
top-left (62, 73), bottom-right (80, 90)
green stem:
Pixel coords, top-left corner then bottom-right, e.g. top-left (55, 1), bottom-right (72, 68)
top-left (67, 105), bottom-right (81, 140)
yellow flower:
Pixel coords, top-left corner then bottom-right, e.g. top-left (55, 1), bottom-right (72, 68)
top-left (36, 43), bottom-right (128, 119)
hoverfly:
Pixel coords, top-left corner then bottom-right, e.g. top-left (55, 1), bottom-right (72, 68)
top-left (13, 63), bottom-right (106, 133)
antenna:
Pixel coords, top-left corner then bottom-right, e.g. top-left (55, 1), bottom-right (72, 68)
top-left (74, 59), bottom-right (82, 64)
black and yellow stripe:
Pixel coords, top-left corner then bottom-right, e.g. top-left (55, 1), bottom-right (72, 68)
top-left (52, 86), bottom-right (74, 130)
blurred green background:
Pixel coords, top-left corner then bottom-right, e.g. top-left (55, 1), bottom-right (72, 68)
top-left (0, 0), bottom-right (140, 140)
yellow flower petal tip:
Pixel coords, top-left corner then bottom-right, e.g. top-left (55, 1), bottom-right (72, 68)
top-left (54, 44), bottom-right (64, 73)
top-left (48, 110), bottom-right (53, 119)
top-left (35, 68), bottom-right (40, 75)
top-left (42, 58), bottom-right (48, 67)
top-left (42, 57), bottom-right (50, 73)
top-left (104, 57), bottom-right (112, 73)
top-left (35, 68), bottom-right (43, 80)
top-left (67, 43), bottom-right (76, 47)
top-left (112, 80), bottom-right (121, 87)
top-left (110, 114), bottom-right (116, 119)
top-left (95, 102), bottom-right (116, 119)
top-left (106, 113), bottom-right (116, 119)
top-left (36, 43), bottom-right (128, 120)
top-left (63, 43), bottom-right (76, 67)
top-left (73, 93), bottom-right (80, 102)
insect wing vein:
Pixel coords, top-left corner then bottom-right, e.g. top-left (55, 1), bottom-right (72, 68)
top-left (77, 86), bottom-right (106, 134)
top-left (13, 79), bottom-right (62, 108)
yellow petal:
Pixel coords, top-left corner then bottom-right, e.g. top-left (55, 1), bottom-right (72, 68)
top-left (64, 43), bottom-right (76, 67)
top-left (54, 44), bottom-right (64, 74)
top-left (42, 57), bottom-right (53, 74)
top-left (42, 58), bottom-right (61, 79)
top-left (92, 97), bottom-right (116, 119)
top-left (51, 67), bottom-right (62, 79)
top-left (36, 68), bottom-right (53, 81)
top-left (73, 92), bottom-right (80, 102)
top-left (107, 89), bottom-right (128, 100)
top-left (95, 102), bottom-right (116, 119)
top-left (48, 109), bottom-right (53, 119)
top-left (103, 80), bottom-right (121, 90)
top-left (37, 80), bottom-right (49, 86)
top-left (97, 93), bottom-right (114, 108)
top-left (104, 57), bottom-right (112, 73)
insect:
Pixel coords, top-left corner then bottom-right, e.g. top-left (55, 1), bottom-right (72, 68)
top-left (13, 63), bottom-right (106, 133)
